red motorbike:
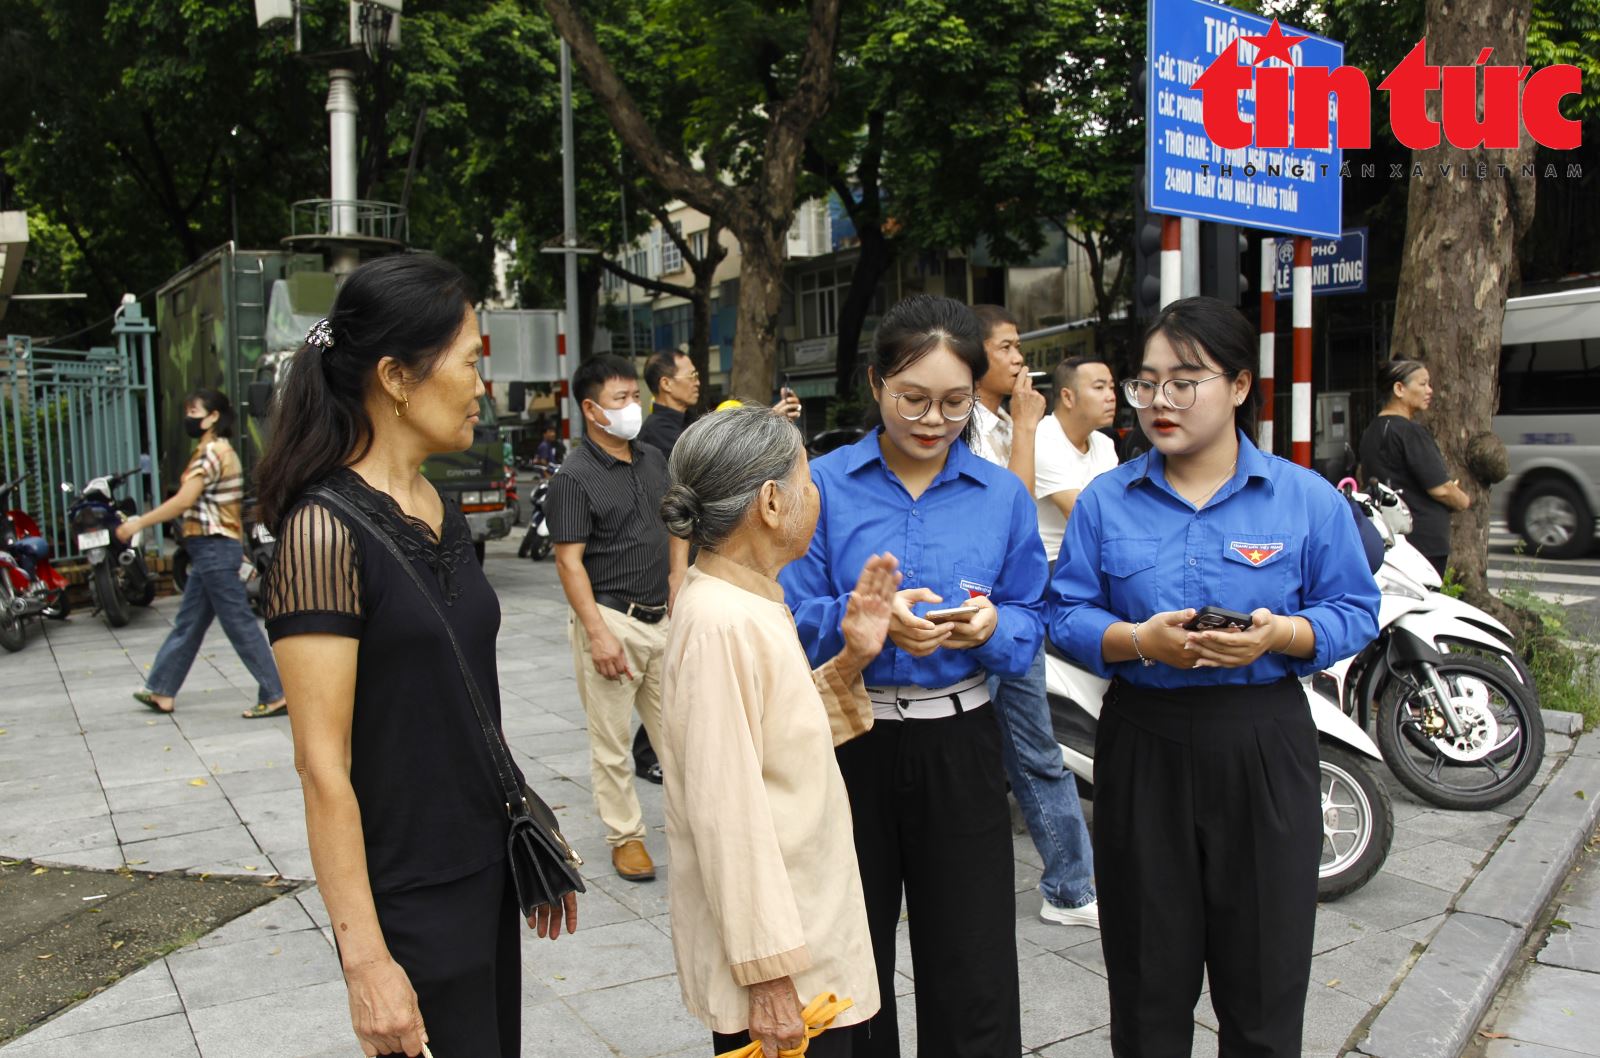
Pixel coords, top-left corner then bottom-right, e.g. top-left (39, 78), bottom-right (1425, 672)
top-left (0, 474), bottom-right (71, 652)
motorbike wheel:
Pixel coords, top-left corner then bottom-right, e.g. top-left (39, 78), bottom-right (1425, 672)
top-left (0, 577), bottom-right (25, 652)
top-left (1317, 743), bottom-right (1393, 901)
top-left (172, 549), bottom-right (190, 592)
top-left (130, 570), bottom-right (156, 607)
top-left (94, 562), bottom-right (131, 628)
top-left (1376, 655), bottom-right (1545, 810)
top-left (532, 537), bottom-right (552, 562)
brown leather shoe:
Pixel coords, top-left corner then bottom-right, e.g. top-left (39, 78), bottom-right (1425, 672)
top-left (612, 840), bottom-right (656, 882)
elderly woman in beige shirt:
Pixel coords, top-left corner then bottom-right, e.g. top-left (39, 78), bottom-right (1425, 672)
top-left (658, 406), bottom-right (898, 1058)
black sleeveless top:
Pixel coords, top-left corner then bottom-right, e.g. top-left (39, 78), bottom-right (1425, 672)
top-left (263, 469), bottom-right (510, 893)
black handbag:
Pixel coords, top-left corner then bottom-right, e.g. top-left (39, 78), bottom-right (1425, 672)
top-left (308, 486), bottom-right (586, 916)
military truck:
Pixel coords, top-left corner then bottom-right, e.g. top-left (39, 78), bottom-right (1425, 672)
top-left (154, 241), bottom-right (510, 560)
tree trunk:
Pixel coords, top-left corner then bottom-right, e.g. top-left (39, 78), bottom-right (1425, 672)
top-left (1388, 0), bottom-right (1538, 609)
top-left (730, 228), bottom-right (788, 401)
top-left (834, 226), bottom-right (894, 396)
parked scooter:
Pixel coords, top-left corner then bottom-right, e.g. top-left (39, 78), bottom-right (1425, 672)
top-left (0, 475), bottom-right (71, 652)
top-left (1046, 649), bottom-right (1394, 901)
top-left (1325, 482), bottom-right (1543, 811)
top-left (170, 500), bottom-right (277, 616)
top-left (517, 464), bottom-right (558, 561)
top-left (64, 457), bottom-right (157, 628)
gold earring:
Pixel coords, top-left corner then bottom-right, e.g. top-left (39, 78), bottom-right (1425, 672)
top-left (395, 394), bottom-right (409, 418)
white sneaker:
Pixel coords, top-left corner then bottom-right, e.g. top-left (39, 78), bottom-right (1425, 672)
top-left (1040, 899), bottom-right (1100, 928)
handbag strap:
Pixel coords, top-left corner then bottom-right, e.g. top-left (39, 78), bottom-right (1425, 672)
top-left (307, 485), bottom-right (527, 815)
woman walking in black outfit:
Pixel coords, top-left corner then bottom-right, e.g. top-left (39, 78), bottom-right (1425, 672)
top-left (257, 255), bottom-right (578, 1058)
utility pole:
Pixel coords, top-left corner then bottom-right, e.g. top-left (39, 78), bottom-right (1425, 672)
top-left (541, 40), bottom-right (599, 439)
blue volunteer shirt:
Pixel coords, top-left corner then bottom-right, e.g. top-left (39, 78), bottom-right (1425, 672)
top-left (780, 430), bottom-right (1046, 687)
top-left (1048, 432), bottom-right (1380, 687)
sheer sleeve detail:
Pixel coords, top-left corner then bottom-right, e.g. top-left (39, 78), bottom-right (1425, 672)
top-left (263, 500), bottom-right (364, 642)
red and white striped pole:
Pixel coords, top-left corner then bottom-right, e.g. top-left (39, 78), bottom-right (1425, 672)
top-left (479, 330), bottom-right (493, 399)
top-left (557, 323), bottom-right (573, 440)
top-left (1291, 236), bottom-right (1313, 468)
top-left (1160, 216), bottom-right (1182, 309)
top-left (1258, 237), bottom-right (1276, 453)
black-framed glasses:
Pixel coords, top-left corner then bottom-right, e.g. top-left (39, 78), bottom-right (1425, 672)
top-left (1123, 374), bottom-right (1226, 410)
top-left (887, 390), bottom-right (976, 422)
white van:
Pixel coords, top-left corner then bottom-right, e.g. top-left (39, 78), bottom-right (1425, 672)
top-left (1492, 286), bottom-right (1600, 559)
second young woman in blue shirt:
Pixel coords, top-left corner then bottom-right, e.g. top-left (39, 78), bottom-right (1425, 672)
top-left (781, 295), bottom-right (1046, 1058)
top-left (1049, 296), bottom-right (1380, 1058)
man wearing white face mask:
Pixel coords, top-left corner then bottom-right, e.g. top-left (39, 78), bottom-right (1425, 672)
top-left (548, 354), bottom-right (688, 881)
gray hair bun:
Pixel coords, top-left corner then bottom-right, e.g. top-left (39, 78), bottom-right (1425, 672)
top-left (660, 482), bottom-right (703, 540)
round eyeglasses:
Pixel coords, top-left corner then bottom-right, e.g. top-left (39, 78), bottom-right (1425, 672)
top-left (887, 390), bottom-right (977, 422)
top-left (1123, 374), bottom-right (1226, 410)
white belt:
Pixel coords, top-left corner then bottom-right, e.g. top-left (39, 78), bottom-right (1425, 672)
top-left (865, 675), bottom-right (990, 722)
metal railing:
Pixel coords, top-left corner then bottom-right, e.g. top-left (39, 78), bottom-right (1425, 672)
top-left (2, 302), bottom-right (163, 560)
top-left (289, 198), bottom-right (409, 244)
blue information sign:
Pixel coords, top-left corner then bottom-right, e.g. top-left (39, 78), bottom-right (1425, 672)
top-left (1147, 0), bottom-right (1344, 238)
top-left (1273, 228), bottom-right (1368, 298)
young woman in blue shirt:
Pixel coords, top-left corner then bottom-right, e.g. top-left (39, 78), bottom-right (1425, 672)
top-left (1049, 296), bottom-right (1380, 1058)
top-left (780, 295), bottom-right (1047, 1058)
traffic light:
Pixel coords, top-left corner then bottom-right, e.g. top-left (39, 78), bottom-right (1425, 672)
top-left (1132, 164), bottom-right (1165, 321)
top-left (1200, 223), bottom-right (1251, 306)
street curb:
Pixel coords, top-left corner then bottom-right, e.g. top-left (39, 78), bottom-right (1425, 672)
top-left (1357, 730), bottom-right (1600, 1058)
top-left (1541, 709), bottom-right (1584, 737)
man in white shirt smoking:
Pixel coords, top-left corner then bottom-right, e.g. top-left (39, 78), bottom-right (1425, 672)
top-left (1035, 356), bottom-right (1120, 564)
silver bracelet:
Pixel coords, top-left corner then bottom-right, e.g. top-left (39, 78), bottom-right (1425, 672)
top-left (1278, 618), bottom-right (1299, 655)
top-left (1129, 621), bottom-right (1155, 667)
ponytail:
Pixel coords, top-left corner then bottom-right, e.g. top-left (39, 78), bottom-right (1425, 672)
top-left (255, 253), bottom-right (476, 529)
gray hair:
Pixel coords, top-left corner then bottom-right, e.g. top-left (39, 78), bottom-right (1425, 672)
top-left (661, 405), bottom-right (805, 549)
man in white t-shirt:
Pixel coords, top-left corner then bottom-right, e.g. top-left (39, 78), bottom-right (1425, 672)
top-left (1035, 356), bottom-right (1120, 563)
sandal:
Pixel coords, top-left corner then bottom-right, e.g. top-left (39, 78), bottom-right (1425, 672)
top-left (242, 701), bottom-right (289, 720)
top-left (134, 691), bottom-right (174, 714)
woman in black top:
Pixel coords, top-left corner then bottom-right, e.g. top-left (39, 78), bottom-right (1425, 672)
top-left (1358, 359), bottom-right (1472, 576)
top-left (257, 255), bottom-right (578, 1058)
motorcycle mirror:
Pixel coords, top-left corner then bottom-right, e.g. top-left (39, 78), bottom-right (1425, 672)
top-left (139, 454), bottom-right (152, 475)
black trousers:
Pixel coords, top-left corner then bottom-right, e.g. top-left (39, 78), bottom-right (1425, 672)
top-left (370, 858), bottom-right (522, 1058)
top-left (712, 1028), bottom-right (853, 1056)
top-left (835, 704), bottom-right (1020, 1058)
top-left (633, 723), bottom-right (658, 771)
top-left (1094, 679), bottom-right (1321, 1058)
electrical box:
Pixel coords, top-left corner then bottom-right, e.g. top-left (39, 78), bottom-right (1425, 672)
top-left (254, 0), bottom-right (293, 28)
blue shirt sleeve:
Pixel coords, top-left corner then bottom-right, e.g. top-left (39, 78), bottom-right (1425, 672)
top-left (1291, 480), bottom-right (1381, 673)
top-left (1046, 484), bottom-right (1123, 677)
top-left (971, 482), bottom-right (1047, 678)
top-left (780, 474), bottom-right (851, 669)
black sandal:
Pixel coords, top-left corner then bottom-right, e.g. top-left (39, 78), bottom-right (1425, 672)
top-left (241, 701), bottom-right (289, 719)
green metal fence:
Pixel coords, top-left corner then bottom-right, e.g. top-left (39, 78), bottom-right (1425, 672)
top-left (1, 301), bottom-right (164, 560)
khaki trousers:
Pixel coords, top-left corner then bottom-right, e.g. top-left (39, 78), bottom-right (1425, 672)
top-left (568, 605), bottom-right (668, 847)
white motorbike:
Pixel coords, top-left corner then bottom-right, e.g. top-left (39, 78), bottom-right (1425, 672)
top-left (1322, 482), bottom-right (1543, 811)
top-left (1045, 649), bottom-right (1394, 901)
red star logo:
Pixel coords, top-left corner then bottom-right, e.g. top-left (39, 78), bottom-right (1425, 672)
top-left (1242, 19), bottom-right (1308, 66)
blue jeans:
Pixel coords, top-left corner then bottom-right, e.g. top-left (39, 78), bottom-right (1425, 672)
top-left (146, 535), bottom-right (283, 705)
top-left (988, 646), bottom-right (1096, 909)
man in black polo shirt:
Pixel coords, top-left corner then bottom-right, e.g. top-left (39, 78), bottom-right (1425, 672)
top-left (639, 349), bottom-right (700, 457)
top-left (548, 354), bottom-right (686, 882)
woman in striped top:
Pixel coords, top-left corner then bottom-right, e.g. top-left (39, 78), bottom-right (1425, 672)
top-left (119, 389), bottom-right (286, 719)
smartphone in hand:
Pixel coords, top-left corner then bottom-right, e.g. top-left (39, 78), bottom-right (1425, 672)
top-left (925, 605), bottom-right (981, 624)
top-left (1182, 606), bottom-right (1254, 632)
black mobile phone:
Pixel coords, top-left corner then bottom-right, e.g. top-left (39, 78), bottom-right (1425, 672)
top-left (1183, 606), bottom-right (1255, 632)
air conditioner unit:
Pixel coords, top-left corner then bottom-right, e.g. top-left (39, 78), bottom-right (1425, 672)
top-left (786, 200), bottom-right (832, 259)
top-left (350, 0), bottom-right (402, 50)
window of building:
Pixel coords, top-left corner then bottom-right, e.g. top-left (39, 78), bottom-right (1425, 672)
top-left (655, 303), bottom-right (694, 354)
top-left (799, 268), bottom-right (843, 338)
top-left (659, 222), bottom-right (684, 274)
top-left (690, 229), bottom-right (708, 261)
